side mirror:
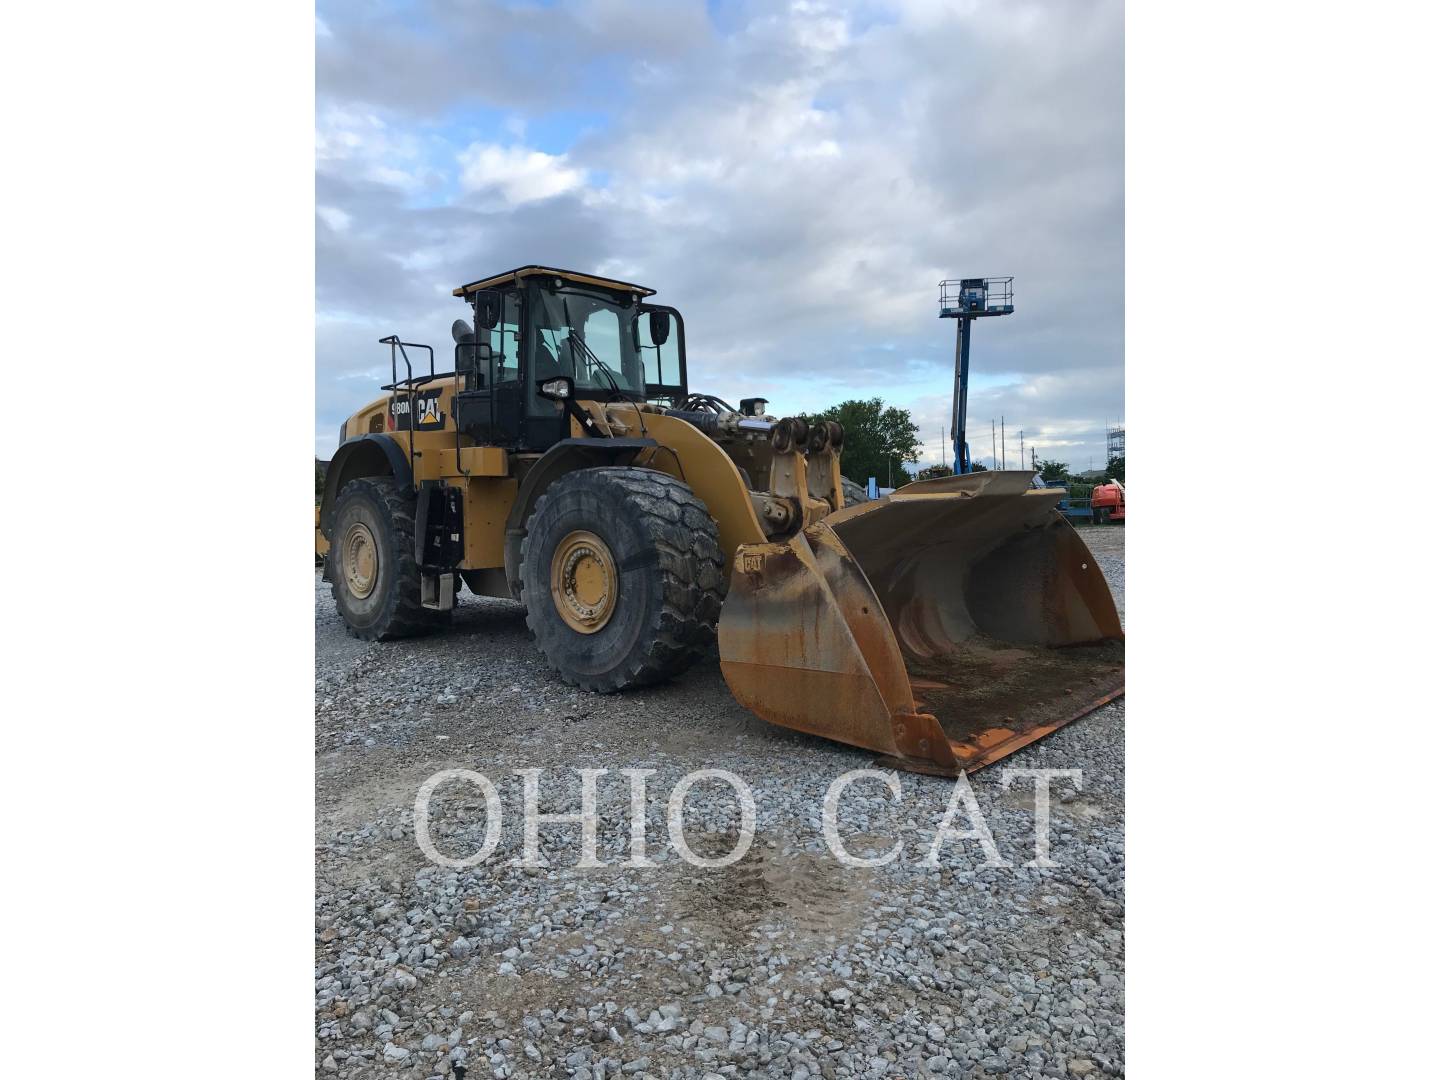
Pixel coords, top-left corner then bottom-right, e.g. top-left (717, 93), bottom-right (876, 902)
top-left (648, 309), bottom-right (671, 347)
top-left (536, 375), bottom-right (575, 401)
top-left (471, 289), bottom-right (501, 331)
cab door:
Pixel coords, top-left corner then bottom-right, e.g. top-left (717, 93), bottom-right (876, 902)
top-left (455, 289), bottom-right (524, 446)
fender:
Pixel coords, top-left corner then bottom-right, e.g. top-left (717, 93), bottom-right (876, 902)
top-left (502, 437), bottom-right (656, 596)
top-left (319, 434), bottom-right (414, 537)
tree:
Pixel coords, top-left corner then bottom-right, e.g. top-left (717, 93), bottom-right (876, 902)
top-left (915, 460), bottom-right (988, 481)
top-left (315, 458), bottom-right (329, 504)
top-left (1036, 459), bottom-right (1069, 483)
top-left (1106, 455), bottom-right (1125, 484)
top-left (805, 398), bottom-right (921, 489)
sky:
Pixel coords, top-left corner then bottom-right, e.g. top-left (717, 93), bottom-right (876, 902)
top-left (315, 0), bottom-right (1123, 475)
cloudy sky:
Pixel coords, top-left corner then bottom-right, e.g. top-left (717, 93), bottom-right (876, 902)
top-left (316, 0), bottom-right (1123, 474)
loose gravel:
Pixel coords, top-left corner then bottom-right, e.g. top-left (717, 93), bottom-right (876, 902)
top-left (316, 527), bottom-right (1126, 1079)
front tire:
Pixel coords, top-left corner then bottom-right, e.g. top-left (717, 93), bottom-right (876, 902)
top-left (328, 477), bottom-right (448, 640)
top-left (520, 468), bottom-right (725, 692)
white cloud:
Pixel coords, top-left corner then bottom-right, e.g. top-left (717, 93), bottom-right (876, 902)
top-left (315, 106), bottom-right (432, 192)
top-left (457, 144), bottom-right (587, 206)
top-left (316, 205), bottom-right (350, 232)
top-left (315, 0), bottom-right (1123, 472)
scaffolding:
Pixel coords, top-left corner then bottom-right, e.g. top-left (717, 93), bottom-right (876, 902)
top-left (1107, 424), bottom-right (1125, 461)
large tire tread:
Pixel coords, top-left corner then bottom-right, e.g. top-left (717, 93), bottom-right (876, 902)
top-left (328, 477), bottom-right (449, 641)
top-left (520, 468), bottom-right (725, 692)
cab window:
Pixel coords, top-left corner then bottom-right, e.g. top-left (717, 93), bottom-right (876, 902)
top-left (528, 284), bottom-right (642, 411)
top-left (636, 309), bottom-right (682, 391)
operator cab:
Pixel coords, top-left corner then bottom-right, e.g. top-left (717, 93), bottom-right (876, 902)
top-left (450, 266), bottom-right (687, 451)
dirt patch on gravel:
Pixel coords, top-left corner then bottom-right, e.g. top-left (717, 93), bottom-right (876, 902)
top-left (660, 837), bottom-right (875, 942)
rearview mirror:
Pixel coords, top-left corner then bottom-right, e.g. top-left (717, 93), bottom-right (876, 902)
top-left (648, 310), bottom-right (670, 347)
top-left (471, 289), bottom-right (501, 331)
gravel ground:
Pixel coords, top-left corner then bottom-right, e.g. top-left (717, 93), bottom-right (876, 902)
top-left (316, 527), bottom-right (1125, 1079)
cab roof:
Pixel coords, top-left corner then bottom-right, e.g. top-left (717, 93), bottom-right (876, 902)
top-left (452, 265), bottom-right (656, 299)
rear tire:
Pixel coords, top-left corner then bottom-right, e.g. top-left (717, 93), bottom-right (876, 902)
top-left (1095, 507), bottom-right (1110, 525)
top-left (328, 477), bottom-right (449, 640)
top-left (520, 468), bottom-right (725, 692)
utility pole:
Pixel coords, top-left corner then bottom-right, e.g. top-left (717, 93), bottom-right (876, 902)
top-left (1020, 429), bottom-right (1024, 472)
top-left (991, 420), bottom-right (997, 470)
top-left (1001, 416), bottom-right (1006, 470)
top-left (1031, 446), bottom-right (1038, 471)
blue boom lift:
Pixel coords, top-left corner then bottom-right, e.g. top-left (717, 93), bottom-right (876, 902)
top-left (939, 277), bottom-right (1014, 473)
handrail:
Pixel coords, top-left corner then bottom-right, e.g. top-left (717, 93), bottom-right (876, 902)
top-left (938, 277), bottom-right (1014, 313)
top-left (379, 336), bottom-right (434, 487)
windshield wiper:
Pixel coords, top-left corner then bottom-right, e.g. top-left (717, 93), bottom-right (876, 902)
top-left (561, 298), bottom-right (628, 400)
top-left (562, 297), bottom-right (648, 439)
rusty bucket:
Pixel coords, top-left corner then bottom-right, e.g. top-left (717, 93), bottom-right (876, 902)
top-left (717, 472), bottom-right (1124, 775)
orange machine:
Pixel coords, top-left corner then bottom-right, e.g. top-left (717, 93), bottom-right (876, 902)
top-left (1091, 480), bottom-right (1125, 524)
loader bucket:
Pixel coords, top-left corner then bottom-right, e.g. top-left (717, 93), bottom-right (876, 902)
top-left (717, 472), bottom-right (1123, 775)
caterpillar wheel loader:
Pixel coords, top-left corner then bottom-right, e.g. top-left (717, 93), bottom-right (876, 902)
top-left (318, 266), bottom-right (1124, 775)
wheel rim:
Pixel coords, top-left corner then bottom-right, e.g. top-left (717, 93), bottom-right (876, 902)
top-left (550, 530), bottom-right (617, 634)
top-left (341, 521), bottom-right (379, 599)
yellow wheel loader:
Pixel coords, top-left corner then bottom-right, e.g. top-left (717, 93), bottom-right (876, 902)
top-left (318, 266), bottom-right (1123, 774)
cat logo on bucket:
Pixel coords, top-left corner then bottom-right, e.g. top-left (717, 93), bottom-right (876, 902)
top-left (390, 388), bottom-right (445, 431)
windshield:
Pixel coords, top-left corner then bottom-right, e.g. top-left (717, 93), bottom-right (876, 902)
top-left (529, 285), bottom-right (643, 402)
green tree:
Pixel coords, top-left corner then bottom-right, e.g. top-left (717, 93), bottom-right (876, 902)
top-left (913, 460), bottom-right (986, 478)
top-left (806, 398), bottom-right (921, 489)
top-left (1106, 455), bottom-right (1125, 484)
top-left (315, 458), bottom-right (328, 504)
top-left (1036, 459), bottom-right (1069, 483)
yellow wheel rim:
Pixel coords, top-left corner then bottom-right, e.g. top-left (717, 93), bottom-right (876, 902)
top-left (341, 521), bottom-right (379, 599)
top-left (550, 530), bottom-right (617, 634)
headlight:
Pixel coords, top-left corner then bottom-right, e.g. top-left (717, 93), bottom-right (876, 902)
top-left (538, 376), bottom-right (573, 400)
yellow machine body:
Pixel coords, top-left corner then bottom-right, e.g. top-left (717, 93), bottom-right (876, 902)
top-left (319, 267), bottom-right (1123, 774)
